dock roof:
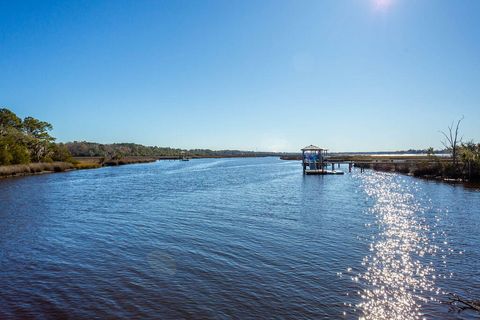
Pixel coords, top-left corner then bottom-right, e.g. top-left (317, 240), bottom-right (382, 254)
top-left (302, 145), bottom-right (327, 151)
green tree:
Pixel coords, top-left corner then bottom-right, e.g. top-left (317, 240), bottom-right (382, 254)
top-left (0, 128), bottom-right (30, 164)
top-left (0, 141), bottom-right (13, 164)
top-left (459, 141), bottom-right (480, 180)
top-left (0, 108), bottom-right (23, 135)
top-left (10, 144), bottom-right (30, 164)
top-left (50, 143), bottom-right (73, 162)
top-left (0, 107), bottom-right (73, 166)
top-left (22, 116), bottom-right (55, 162)
top-left (22, 116), bottom-right (53, 139)
top-left (0, 109), bottom-right (29, 165)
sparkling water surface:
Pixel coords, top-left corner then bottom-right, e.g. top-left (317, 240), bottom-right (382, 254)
top-left (0, 157), bottom-right (479, 319)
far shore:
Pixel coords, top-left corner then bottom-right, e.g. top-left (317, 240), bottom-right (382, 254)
top-left (281, 154), bottom-right (480, 185)
top-left (2, 155), bottom-right (479, 187)
top-left (0, 154), bottom-right (280, 179)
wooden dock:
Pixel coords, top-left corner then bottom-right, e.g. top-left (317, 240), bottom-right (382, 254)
top-left (300, 145), bottom-right (383, 174)
top-left (297, 148), bottom-right (451, 174)
top-left (305, 169), bottom-right (344, 175)
top-left (300, 145), bottom-right (449, 175)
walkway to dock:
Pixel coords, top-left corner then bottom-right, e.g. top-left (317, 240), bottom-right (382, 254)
top-left (322, 155), bottom-right (450, 173)
top-left (296, 151), bottom-right (451, 174)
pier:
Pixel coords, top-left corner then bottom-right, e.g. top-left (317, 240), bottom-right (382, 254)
top-left (298, 148), bottom-right (454, 175)
top-left (301, 145), bottom-right (419, 175)
top-left (302, 145), bottom-right (344, 175)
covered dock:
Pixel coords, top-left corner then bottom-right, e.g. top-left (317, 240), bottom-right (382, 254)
top-left (302, 145), bottom-right (344, 175)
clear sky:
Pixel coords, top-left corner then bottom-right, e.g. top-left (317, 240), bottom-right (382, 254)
top-left (1, 0), bottom-right (479, 152)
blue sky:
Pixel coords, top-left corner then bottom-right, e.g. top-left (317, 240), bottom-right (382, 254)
top-left (1, 0), bottom-right (479, 152)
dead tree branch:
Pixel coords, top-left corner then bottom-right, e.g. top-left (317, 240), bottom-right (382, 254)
top-left (440, 116), bottom-right (464, 171)
top-left (447, 293), bottom-right (480, 313)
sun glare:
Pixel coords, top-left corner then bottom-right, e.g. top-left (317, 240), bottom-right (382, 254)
top-left (373, 0), bottom-right (394, 11)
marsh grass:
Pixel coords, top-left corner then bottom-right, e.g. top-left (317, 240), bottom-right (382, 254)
top-left (0, 156), bottom-right (156, 178)
top-left (0, 162), bottom-right (75, 177)
top-left (103, 157), bottom-right (156, 166)
top-left (74, 162), bottom-right (102, 170)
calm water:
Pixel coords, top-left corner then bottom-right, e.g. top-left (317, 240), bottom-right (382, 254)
top-left (1, 157), bottom-right (479, 319)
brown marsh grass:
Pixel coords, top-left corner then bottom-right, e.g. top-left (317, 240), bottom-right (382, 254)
top-left (0, 162), bottom-right (75, 177)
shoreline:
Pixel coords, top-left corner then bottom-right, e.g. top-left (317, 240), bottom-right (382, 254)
top-left (0, 157), bottom-right (159, 179)
top-left (0, 155), bottom-right (278, 179)
top-left (281, 155), bottom-right (480, 188)
top-left (364, 162), bottom-right (480, 188)
top-left (0, 162), bottom-right (76, 179)
top-left (4, 157), bottom-right (479, 189)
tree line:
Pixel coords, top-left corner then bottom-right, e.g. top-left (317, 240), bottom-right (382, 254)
top-left (65, 141), bottom-right (183, 158)
top-left (2, 107), bottom-right (478, 181)
top-left (1, 108), bottom-right (283, 166)
top-left (64, 141), bottom-right (282, 158)
top-left (0, 108), bottom-right (71, 165)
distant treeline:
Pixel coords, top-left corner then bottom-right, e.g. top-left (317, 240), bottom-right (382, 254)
top-left (4, 106), bottom-right (477, 183)
top-left (0, 107), bottom-right (287, 166)
top-left (0, 108), bottom-right (71, 165)
top-left (65, 142), bottom-right (181, 158)
top-left (65, 141), bottom-right (285, 158)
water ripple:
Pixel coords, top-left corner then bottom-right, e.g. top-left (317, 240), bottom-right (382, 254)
top-left (1, 159), bottom-right (479, 319)
top-left (355, 172), bottom-right (441, 320)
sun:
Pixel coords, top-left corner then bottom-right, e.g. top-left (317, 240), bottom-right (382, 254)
top-left (372, 0), bottom-right (394, 10)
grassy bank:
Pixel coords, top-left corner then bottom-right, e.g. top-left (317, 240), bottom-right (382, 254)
top-left (363, 161), bottom-right (480, 182)
top-left (282, 154), bottom-right (479, 183)
top-left (103, 157), bottom-right (157, 166)
top-left (346, 156), bottom-right (480, 183)
top-left (1, 155), bottom-right (281, 179)
top-left (0, 157), bottom-right (159, 179)
top-left (332, 155), bottom-right (477, 182)
top-left (0, 162), bottom-right (75, 178)
top-left (73, 156), bottom-right (157, 167)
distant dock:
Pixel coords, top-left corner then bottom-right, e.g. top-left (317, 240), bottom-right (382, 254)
top-left (301, 145), bottom-right (346, 175)
top-left (296, 146), bottom-right (458, 176)
top-left (305, 169), bottom-right (344, 175)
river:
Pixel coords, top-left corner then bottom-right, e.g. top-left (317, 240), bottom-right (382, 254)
top-left (0, 157), bottom-right (479, 319)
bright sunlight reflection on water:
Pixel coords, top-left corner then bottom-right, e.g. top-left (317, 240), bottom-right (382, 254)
top-left (356, 172), bottom-right (446, 320)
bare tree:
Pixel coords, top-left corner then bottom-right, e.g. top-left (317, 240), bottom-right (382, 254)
top-left (440, 116), bottom-right (464, 170)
